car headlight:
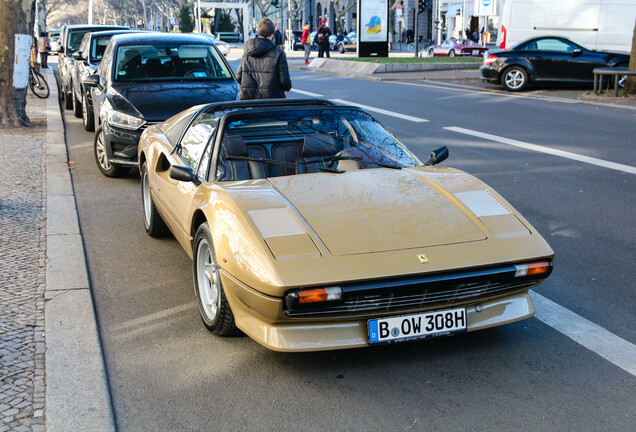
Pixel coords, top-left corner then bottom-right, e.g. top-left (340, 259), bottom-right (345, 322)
top-left (107, 110), bottom-right (146, 130)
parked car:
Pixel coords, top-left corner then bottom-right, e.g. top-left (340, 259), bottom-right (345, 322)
top-left (338, 31), bottom-right (357, 53)
top-left (480, 36), bottom-right (630, 91)
top-left (70, 29), bottom-right (135, 129)
top-left (49, 35), bottom-right (60, 54)
top-left (428, 38), bottom-right (488, 57)
top-left (57, 24), bottom-right (129, 110)
top-left (290, 30), bottom-right (304, 51)
top-left (83, 32), bottom-right (238, 177)
top-left (216, 31), bottom-right (241, 43)
top-left (197, 33), bottom-right (231, 56)
top-left (137, 98), bottom-right (554, 352)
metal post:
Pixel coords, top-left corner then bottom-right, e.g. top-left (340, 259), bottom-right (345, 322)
top-left (436, 0), bottom-right (441, 44)
top-left (88, 0), bottom-right (93, 24)
top-left (414, 7), bottom-right (419, 58)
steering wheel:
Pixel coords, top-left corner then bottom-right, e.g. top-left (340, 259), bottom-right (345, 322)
top-left (184, 69), bottom-right (208, 78)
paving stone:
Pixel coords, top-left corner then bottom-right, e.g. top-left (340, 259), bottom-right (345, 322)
top-left (0, 92), bottom-right (47, 428)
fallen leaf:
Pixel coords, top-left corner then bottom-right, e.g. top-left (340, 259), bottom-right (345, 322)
top-left (69, 161), bottom-right (76, 165)
top-left (15, 181), bottom-right (22, 185)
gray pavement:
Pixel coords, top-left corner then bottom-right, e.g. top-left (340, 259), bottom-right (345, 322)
top-left (0, 67), bottom-right (114, 431)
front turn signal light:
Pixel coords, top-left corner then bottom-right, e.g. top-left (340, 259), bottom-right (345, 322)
top-left (298, 287), bottom-right (342, 304)
top-left (514, 261), bottom-right (552, 278)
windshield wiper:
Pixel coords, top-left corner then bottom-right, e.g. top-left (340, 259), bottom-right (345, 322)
top-left (224, 156), bottom-right (344, 173)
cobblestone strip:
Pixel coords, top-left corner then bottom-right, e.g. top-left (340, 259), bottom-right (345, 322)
top-left (0, 93), bottom-right (48, 432)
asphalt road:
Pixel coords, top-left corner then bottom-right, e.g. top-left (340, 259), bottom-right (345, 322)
top-left (60, 61), bottom-right (636, 431)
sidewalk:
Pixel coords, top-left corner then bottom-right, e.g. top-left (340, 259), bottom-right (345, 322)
top-left (0, 68), bottom-right (115, 431)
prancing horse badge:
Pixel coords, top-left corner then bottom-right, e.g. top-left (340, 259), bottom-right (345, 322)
top-left (417, 254), bottom-right (429, 264)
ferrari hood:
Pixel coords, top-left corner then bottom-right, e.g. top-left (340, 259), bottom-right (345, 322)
top-left (268, 169), bottom-right (486, 256)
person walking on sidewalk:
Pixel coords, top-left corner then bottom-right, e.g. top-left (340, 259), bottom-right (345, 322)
top-left (274, 24), bottom-right (284, 49)
top-left (236, 18), bottom-right (292, 100)
top-left (317, 18), bottom-right (331, 58)
top-left (301, 21), bottom-right (311, 64)
top-left (37, 32), bottom-right (50, 68)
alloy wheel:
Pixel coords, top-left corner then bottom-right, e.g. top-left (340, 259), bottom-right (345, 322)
top-left (95, 131), bottom-right (111, 171)
top-left (196, 238), bottom-right (220, 322)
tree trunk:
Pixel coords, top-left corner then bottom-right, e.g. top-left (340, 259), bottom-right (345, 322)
top-left (625, 20), bottom-right (636, 95)
top-left (0, 0), bottom-right (35, 127)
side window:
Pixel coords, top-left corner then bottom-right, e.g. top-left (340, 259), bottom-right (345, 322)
top-left (535, 38), bottom-right (573, 53)
top-left (178, 112), bottom-right (219, 169)
top-left (99, 43), bottom-right (113, 80)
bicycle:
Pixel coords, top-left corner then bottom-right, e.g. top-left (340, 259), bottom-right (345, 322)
top-left (29, 62), bottom-right (49, 99)
top-left (407, 38), bottom-right (434, 56)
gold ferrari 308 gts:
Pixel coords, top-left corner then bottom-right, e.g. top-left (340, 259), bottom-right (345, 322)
top-left (137, 99), bottom-right (554, 352)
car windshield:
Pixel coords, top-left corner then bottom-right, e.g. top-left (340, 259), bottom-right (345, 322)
top-left (114, 43), bottom-right (232, 82)
top-left (215, 108), bottom-right (421, 180)
top-left (91, 35), bottom-right (113, 62)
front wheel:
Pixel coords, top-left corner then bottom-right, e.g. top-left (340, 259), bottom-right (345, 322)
top-left (428, 48), bottom-right (435, 58)
top-left (30, 71), bottom-right (50, 98)
top-left (141, 162), bottom-right (169, 237)
top-left (502, 66), bottom-right (529, 92)
top-left (94, 126), bottom-right (124, 177)
top-left (82, 91), bottom-right (95, 132)
top-left (449, 50), bottom-right (455, 57)
top-left (193, 222), bottom-right (240, 336)
top-left (72, 89), bottom-right (82, 118)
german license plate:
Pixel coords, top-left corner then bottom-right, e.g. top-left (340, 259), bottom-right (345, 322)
top-left (368, 307), bottom-right (466, 344)
top-left (472, 50), bottom-right (479, 55)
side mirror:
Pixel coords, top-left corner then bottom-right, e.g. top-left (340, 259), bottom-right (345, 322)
top-left (572, 48), bottom-right (582, 57)
top-left (170, 165), bottom-right (200, 185)
top-left (82, 73), bottom-right (101, 89)
top-left (425, 146), bottom-right (449, 166)
top-left (72, 51), bottom-right (84, 61)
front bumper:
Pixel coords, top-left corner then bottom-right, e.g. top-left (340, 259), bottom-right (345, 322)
top-left (221, 271), bottom-right (537, 352)
top-left (102, 122), bottom-right (143, 167)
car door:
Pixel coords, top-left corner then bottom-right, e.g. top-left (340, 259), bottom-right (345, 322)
top-left (532, 38), bottom-right (581, 81)
top-left (153, 111), bottom-right (219, 245)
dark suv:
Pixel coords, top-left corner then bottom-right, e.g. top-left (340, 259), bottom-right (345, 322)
top-left (57, 24), bottom-right (128, 109)
top-left (83, 32), bottom-right (239, 177)
top-left (70, 29), bottom-right (134, 130)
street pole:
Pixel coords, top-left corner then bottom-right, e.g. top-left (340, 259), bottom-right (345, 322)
top-left (462, 0), bottom-right (466, 37)
top-left (414, 6), bottom-right (419, 58)
top-left (436, 0), bottom-right (441, 44)
top-left (88, 0), bottom-right (93, 24)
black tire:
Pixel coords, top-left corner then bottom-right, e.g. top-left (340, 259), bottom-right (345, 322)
top-left (94, 126), bottom-right (124, 177)
top-left (82, 91), bottom-right (95, 132)
top-left (502, 66), bottom-right (529, 92)
top-left (141, 162), bottom-right (169, 237)
top-left (193, 222), bottom-right (240, 336)
top-left (64, 86), bottom-right (73, 109)
top-left (449, 50), bottom-right (455, 57)
top-left (428, 48), bottom-right (435, 57)
top-left (30, 71), bottom-right (50, 98)
top-left (72, 89), bottom-right (82, 118)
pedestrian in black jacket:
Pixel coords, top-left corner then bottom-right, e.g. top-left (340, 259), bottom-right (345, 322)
top-left (236, 18), bottom-right (292, 100)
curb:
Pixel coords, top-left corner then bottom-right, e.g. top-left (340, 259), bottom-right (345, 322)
top-left (43, 68), bottom-right (116, 431)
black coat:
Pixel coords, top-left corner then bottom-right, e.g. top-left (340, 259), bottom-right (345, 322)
top-left (236, 37), bottom-right (292, 100)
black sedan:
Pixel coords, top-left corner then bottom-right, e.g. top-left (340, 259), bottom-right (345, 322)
top-left (70, 29), bottom-right (134, 130)
top-left (480, 36), bottom-right (630, 92)
top-left (83, 32), bottom-right (238, 177)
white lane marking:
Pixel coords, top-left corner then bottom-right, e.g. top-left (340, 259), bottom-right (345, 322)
top-left (290, 88), bottom-right (323, 97)
top-left (530, 291), bottom-right (636, 377)
top-left (112, 302), bottom-right (197, 333)
top-left (289, 89), bottom-right (429, 123)
top-left (330, 98), bottom-right (429, 122)
top-left (445, 126), bottom-right (636, 174)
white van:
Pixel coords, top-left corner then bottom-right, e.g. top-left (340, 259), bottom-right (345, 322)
top-left (497, 0), bottom-right (636, 53)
